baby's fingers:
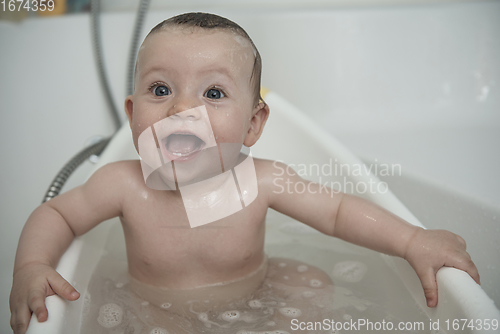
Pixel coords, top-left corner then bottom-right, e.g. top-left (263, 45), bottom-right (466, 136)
top-left (417, 267), bottom-right (439, 308)
top-left (48, 272), bottom-right (80, 301)
top-left (27, 288), bottom-right (49, 322)
top-left (470, 265), bottom-right (480, 285)
top-left (449, 251), bottom-right (481, 285)
top-left (10, 304), bottom-right (31, 334)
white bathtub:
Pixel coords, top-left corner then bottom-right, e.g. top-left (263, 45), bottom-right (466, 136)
top-left (25, 91), bottom-right (499, 333)
top-left (374, 167), bottom-right (500, 309)
top-left (2, 1), bottom-right (499, 333)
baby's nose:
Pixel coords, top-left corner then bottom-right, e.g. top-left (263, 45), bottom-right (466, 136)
top-left (167, 99), bottom-right (202, 120)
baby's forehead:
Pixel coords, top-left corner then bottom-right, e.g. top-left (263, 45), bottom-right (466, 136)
top-left (136, 26), bottom-right (255, 77)
top-left (140, 27), bottom-right (254, 60)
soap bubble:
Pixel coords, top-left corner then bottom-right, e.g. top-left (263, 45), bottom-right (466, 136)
top-left (160, 302), bottom-right (171, 309)
top-left (279, 307), bottom-right (302, 317)
top-left (97, 303), bottom-right (123, 328)
top-left (297, 265), bottom-right (308, 272)
top-left (248, 299), bottom-right (263, 309)
top-left (332, 261), bottom-right (368, 283)
top-left (198, 312), bottom-right (209, 321)
top-left (310, 279), bottom-right (323, 288)
top-left (221, 310), bottom-right (240, 322)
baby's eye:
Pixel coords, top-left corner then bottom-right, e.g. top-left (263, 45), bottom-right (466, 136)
top-left (153, 85), bottom-right (171, 96)
top-left (205, 88), bottom-right (225, 100)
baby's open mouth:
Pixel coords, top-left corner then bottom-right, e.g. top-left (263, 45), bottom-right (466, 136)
top-left (164, 133), bottom-right (205, 157)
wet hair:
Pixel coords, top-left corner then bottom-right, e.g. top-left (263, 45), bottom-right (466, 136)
top-left (145, 12), bottom-right (264, 107)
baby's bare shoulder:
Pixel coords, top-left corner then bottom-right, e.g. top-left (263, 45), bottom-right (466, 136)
top-left (252, 158), bottom-right (289, 177)
top-left (105, 159), bottom-right (142, 176)
top-left (86, 160), bottom-right (144, 193)
top-left (252, 158), bottom-right (285, 190)
top-left (91, 159), bottom-right (140, 178)
top-left (252, 158), bottom-right (306, 201)
top-left (253, 158), bottom-right (280, 174)
top-left (44, 160), bottom-right (145, 234)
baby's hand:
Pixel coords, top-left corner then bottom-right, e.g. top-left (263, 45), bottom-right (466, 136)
top-left (10, 263), bottom-right (80, 334)
top-left (404, 228), bottom-right (480, 308)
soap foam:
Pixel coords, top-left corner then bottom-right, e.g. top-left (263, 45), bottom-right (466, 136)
top-left (309, 279), bottom-right (323, 288)
top-left (297, 265), bottom-right (308, 273)
top-left (160, 302), bottom-right (171, 309)
top-left (221, 310), bottom-right (241, 322)
top-left (248, 300), bottom-right (263, 309)
top-left (332, 261), bottom-right (368, 283)
top-left (97, 303), bottom-right (123, 328)
top-left (278, 307), bottom-right (302, 317)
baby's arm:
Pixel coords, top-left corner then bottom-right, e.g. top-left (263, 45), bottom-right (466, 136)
top-left (265, 161), bottom-right (479, 307)
top-left (10, 162), bottom-right (126, 334)
top-left (327, 194), bottom-right (479, 307)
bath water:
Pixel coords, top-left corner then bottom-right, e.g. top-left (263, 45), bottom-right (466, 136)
top-left (78, 210), bottom-right (434, 334)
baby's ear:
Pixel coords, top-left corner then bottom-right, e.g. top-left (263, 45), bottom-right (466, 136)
top-left (243, 102), bottom-right (270, 147)
top-left (124, 95), bottom-right (134, 127)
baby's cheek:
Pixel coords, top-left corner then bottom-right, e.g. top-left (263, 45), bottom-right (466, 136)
top-left (211, 116), bottom-right (245, 143)
top-left (132, 116), bottom-right (162, 154)
top-left (133, 124), bottom-right (151, 146)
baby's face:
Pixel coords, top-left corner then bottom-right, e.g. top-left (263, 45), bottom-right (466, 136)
top-left (126, 27), bottom-right (258, 186)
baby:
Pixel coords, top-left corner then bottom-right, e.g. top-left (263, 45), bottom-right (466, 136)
top-left (10, 12), bottom-right (479, 334)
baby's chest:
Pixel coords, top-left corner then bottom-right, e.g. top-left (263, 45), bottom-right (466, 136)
top-left (123, 202), bottom-right (266, 262)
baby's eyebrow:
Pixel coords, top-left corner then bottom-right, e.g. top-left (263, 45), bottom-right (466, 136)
top-left (140, 65), bottom-right (237, 87)
top-left (198, 67), bottom-right (236, 85)
top-left (141, 66), bottom-right (168, 78)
